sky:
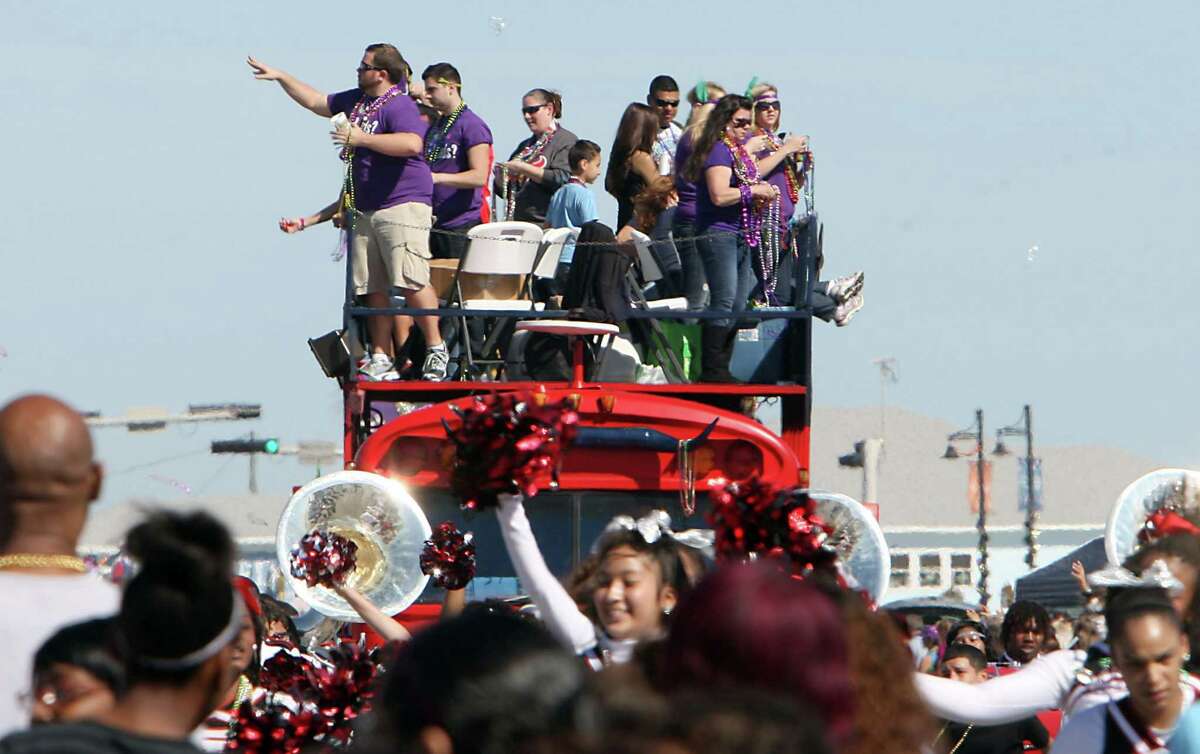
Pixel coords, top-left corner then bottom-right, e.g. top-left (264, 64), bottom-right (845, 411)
top-left (1, 0), bottom-right (1198, 510)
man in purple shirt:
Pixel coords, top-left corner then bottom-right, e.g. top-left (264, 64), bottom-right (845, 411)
top-left (420, 63), bottom-right (494, 260)
top-left (248, 45), bottom-right (449, 381)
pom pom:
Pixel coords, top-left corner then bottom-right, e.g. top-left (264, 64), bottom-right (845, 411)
top-left (444, 392), bottom-right (578, 510)
top-left (707, 479), bottom-right (836, 577)
top-left (289, 530), bottom-right (358, 589)
top-left (259, 651), bottom-right (313, 695)
top-left (228, 697), bottom-right (316, 754)
top-left (228, 643), bottom-right (381, 752)
top-left (420, 522), bottom-right (476, 590)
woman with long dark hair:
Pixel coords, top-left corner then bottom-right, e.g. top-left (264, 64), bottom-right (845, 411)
top-left (0, 511), bottom-right (241, 753)
top-left (494, 88), bottom-right (578, 224)
top-left (682, 95), bottom-right (778, 382)
top-left (606, 103), bottom-right (662, 230)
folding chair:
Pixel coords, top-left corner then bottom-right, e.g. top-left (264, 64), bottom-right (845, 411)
top-left (527, 227), bottom-right (579, 299)
top-left (628, 230), bottom-right (688, 382)
top-left (447, 222), bottom-right (543, 378)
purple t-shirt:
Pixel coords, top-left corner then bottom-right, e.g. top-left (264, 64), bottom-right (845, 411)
top-left (760, 147), bottom-right (797, 231)
top-left (328, 88), bottom-right (432, 212)
top-left (673, 132), bottom-right (698, 224)
top-left (426, 107), bottom-right (493, 228)
top-left (695, 141), bottom-right (742, 233)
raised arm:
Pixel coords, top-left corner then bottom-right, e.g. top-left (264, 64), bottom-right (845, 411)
top-left (495, 493), bottom-right (596, 653)
top-left (755, 134), bottom-right (807, 177)
top-left (279, 196), bottom-right (343, 234)
top-left (332, 584), bottom-right (412, 643)
top-left (247, 56), bottom-right (332, 117)
top-left (913, 649), bottom-right (1084, 725)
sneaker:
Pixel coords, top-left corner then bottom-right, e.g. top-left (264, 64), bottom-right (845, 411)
top-left (825, 271), bottom-right (865, 304)
top-left (358, 354), bottom-right (398, 381)
top-left (834, 293), bottom-right (864, 327)
top-left (421, 344), bottom-right (450, 381)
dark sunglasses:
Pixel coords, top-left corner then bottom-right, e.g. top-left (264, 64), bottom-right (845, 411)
top-left (654, 98), bottom-right (680, 107)
top-left (731, 117), bottom-right (753, 128)
top-left (755, 101), bottom-right (781, 111)
top-left (357, 65), bottom-right (384, 73)
top-left (521, 104), bottom-right (547, 115)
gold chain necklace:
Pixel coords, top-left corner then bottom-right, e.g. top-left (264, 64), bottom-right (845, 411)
top-left (0, 553), bottom-right (88, 572)
top-left (933, 723), bottom-right (974, 754)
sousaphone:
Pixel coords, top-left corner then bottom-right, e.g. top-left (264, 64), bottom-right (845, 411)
top-left (276, 470), bottom-right (432, 622)
top-left (1104, 468), bottom-right (1200, 566)
top-left (803, 490), bottom-right (891, 603)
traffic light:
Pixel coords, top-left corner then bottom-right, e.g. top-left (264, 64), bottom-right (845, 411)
top-left (211, 438), bottom-right (280, 454)
top-left (837, 441), bottom-right (865, 468)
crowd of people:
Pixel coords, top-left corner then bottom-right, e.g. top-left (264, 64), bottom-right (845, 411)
top-left (8, 391), bottom-right (1200, 752)
top-left (252, 43), bottom-right (865, 385)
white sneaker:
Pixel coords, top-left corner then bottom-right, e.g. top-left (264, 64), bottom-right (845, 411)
top-left (825, 271), bottom-right (864, 304)
top-left (834, 293), bottom-right (864, 327)
top-left (422, 345), bottom-right (450, 381)
top-left (359, 354), bottom-right (398, 381)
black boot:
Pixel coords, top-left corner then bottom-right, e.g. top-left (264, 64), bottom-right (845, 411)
top-left (700, 324), bottom-right (738, 383)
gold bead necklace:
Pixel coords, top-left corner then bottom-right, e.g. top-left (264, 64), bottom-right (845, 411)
top-left (0, 554), bottom-right (88, 572)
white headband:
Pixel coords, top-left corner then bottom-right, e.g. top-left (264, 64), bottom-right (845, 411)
top-left (139, 589), bottom-right (246, 671)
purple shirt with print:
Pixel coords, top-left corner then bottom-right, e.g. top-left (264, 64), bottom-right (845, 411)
top-left (695, 140), bottom-right (742, 233)
top-left (328, 88), bottom-right (432, 212)
top-left (426, 107), bottom-right (493, 228)
top-left (673, 132), bottom-right (698, 224)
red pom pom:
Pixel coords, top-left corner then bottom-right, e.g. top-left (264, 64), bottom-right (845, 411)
top-left (289, 530), bottom-right (358, 588)
top-left (707, 479), bottom-right (835, 577)
top-left (421, 522), bottom-right (476, 590)
top-left (228, 643), bottom-right (382, 751)
top-left (445, 393), bottom-right (578, 510)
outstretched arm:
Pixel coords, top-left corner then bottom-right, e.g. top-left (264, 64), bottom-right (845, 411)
top-left (913, 649), bottom-right (1084, 725)
top-left (495, 494), bottom-right (595, 653)
top-left (247, 56), bottom-right (332, 117)
top-left (279, 197), bottom-right (343, 234)
top-left (332, 584), bottom-right (412, 643)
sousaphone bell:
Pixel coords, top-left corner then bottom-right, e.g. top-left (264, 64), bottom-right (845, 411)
top-left (276, 470), bottom-right (432, 622)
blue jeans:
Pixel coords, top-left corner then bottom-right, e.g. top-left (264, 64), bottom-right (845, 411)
top-left (673, 218), bottom-right (708, 311)
top-left (697, 230), bottom-right (754, 328)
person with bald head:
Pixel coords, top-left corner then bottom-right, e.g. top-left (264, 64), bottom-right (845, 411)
top-left (0, 395), bottom-right (120, 735)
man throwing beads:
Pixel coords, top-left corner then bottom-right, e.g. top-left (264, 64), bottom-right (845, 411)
top-left (248, 45), bottom-right (450, 382)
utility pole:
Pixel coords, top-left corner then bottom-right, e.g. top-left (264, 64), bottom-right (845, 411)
top-left (943, 410), bottom-right (989, 607)
top-left (995, 404), bottom-right (1040, 568)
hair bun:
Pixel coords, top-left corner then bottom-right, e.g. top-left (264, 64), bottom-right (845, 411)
top-left (124, 511), bottom-right (234, 587)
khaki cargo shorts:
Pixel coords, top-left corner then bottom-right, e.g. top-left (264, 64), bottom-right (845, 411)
top-left (350, 202), bottom-right (433, 295)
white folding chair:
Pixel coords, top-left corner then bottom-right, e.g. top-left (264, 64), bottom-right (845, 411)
top-left (630, 230), bottom-right (689, 311)
top-left (627, 230), bottom-right (688, 382)
top-left (527, 226), bottom-right (579, 298)
top-left (448, 222), bottom-right (543, 378)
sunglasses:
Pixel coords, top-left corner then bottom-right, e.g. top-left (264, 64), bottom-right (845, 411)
top-left (730, 117), bottom-right (753, 128)
top-left (521, 104), bottom-right (547, 115)
top-left (755, 101), bottom-right (781, 111)
top-left (356, 65), bottom-right (384, 73)
top-left (654, 98), bottom-right (680, 107)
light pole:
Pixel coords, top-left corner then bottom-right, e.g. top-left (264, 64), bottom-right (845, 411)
top-left (994, 405), bottom-right (1039, 569)
top-left (943, 409), bottom-right (989, 606)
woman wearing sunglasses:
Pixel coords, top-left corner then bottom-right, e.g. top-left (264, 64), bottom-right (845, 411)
top-left (494, 88), bottom-right (578, 224)
top-left (680, 95), bottom-right (777, 382)
top-left (748, 83), bottom-right (863, 323)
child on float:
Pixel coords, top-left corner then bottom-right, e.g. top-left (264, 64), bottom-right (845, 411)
top-left (495, 495), bottom-right (694, 668)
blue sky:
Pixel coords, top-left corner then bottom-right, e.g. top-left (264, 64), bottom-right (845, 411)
top-left (2, 0), bottom-right (1198, 508)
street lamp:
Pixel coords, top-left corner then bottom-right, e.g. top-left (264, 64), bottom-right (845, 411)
top-left (995, 405), bottom-right (1039, 569)
top-left (942, 410), bottom-right (990, 607)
